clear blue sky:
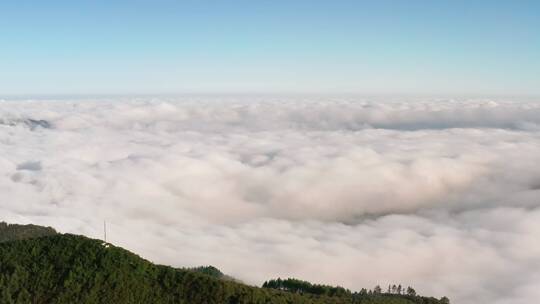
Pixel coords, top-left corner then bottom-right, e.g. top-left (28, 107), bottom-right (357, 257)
top-left (1, 0), bottom-right (539, 96)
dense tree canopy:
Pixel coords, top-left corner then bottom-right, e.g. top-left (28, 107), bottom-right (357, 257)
top-left (0, 223), bottom-right (449, 304)
top-left (262, 278), bottom-right (446, 304)
top-left (0, 221), bottom-right (57, 242)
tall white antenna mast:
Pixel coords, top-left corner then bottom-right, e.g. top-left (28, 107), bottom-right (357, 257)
top-left (104, 220), bottom-right (107, 243)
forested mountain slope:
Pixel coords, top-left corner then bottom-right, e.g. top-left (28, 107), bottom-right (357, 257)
top-left (0, 224), bottom-right (449, 304)
top-left (0, 221), bottom-right (57, 242)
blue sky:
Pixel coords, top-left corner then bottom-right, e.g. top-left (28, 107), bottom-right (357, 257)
top-left (1, 0), bottom-right (539, 96)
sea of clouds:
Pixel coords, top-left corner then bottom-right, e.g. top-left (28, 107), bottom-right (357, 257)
top-left (2, 96), bottom-right (540, 303)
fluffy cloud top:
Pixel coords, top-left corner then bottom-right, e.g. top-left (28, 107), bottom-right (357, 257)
top-left (2, 97), bottom-right (540, 304)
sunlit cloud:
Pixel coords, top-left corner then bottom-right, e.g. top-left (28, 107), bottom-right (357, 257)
top-left (2, 97), bottom-right (540, 304)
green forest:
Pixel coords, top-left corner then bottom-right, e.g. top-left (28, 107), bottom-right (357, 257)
top-left (0, 222), bottom-right (57, 242)
top-left (0, 222), bottom-right (449, 304)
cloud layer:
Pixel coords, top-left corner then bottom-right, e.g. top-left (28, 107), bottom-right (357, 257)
top-left (2, 97), bottom-right (540, 303)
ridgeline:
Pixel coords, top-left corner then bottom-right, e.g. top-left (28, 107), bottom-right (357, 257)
top-left (0, 222), bottom-right (449, 304)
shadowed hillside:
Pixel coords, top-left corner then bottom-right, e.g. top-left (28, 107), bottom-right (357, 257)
top-left (0, 221), bottom-right (57, 242)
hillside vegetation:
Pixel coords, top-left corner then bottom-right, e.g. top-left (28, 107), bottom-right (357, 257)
top-left (0, 223), bottom-right (449, 304)
top-left (0, 222), bottom-right (57, 242)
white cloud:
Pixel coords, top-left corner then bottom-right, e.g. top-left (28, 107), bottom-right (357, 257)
top-left (1, 97), bottom-right (540, 303)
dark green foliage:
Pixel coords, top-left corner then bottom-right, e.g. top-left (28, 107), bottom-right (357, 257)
top-left (188, 265), bottom-right (224, 278)
top-left (0, 221), bottom-right (57, 242)
top-left (1, 234), bottom-right (327, 304)
top-left (0, 225), bottom-right (449, 304)
top-left (262, 279), bottom-right (449, 304)
top-left (263, 278), bottom-right (349, 297)
top-left (186, 265), bottom-right (240, 283)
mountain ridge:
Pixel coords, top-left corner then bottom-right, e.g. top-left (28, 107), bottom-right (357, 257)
top-left (0, 222), bottom-right (449, 303)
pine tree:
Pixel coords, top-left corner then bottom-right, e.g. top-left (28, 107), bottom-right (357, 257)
top-left (406, 286), bottom-right (416, 296)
